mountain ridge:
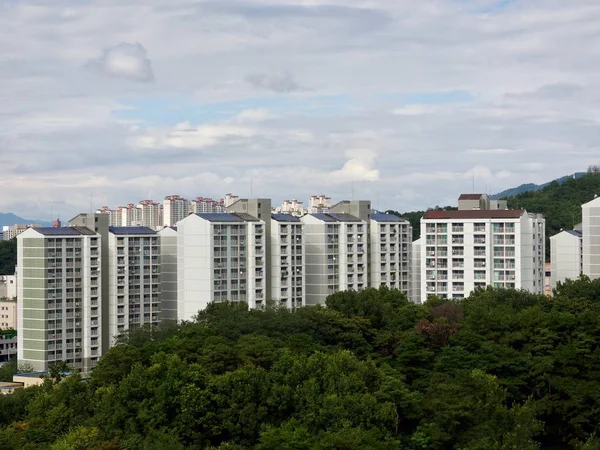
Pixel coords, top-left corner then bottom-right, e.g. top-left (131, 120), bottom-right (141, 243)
top-left (0, 213), bottom-right (52, 229)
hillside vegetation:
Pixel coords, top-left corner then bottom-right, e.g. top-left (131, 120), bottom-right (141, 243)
top-left (2, 282), bottom-right (600, 449)
top-left (0, 239), bottom-right (16, 276)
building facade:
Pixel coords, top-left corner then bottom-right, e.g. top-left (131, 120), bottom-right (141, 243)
top-left (411, 238), bottom-right (422, 303)
top-left (0, 275), bottom-right (16, 299)
top-left (176, 213), bottom-right (266, 320)
top-left (0, 298), bottom-right (16, 329)
top-left (550, 229), bottom-right (582, 291)
top-left (420, 209), bottom-right (545, 300)
top-left (17, 227), bottom-right (102, 372)
top-left (582, 196), bottom-right (600, 280)
top-left (163, 195), bottom-right (190, 227)
top-left (158, 227), bottom-right (178, 321)
top-left (270, 214), bottom-right (305, 308)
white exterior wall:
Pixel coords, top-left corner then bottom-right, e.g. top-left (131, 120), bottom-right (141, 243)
top-left (177, 214), bottom-right (265, 321)
top-left (369, 218), bottom-right (412, 295)
top-left (582, 197), bottom-right (600, 280)
top-left (411, 238), bottom-right (422, 303)
top-left (270, 219), bottom-right (305, 308)
top-left (159, 227), bottom-right (178, 320)
top-left (163, 196), bottom-right (190, 227)
top-left (17, 229), bottom-right (101, 373)
top-left (107, 232), bottom-right (160, 347)
top-left (0, 299), bottom-right (17, 329)
top-left (301, 215), bottom-right (367, 306)
top-left (550, 231), bottom-right (582, 290)
top-left (420, 213), bottom-right (545, 300)
top-left (0, 275), bottom-right (17, 299)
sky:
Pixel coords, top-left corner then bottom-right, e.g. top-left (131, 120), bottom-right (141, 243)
top-left (1, 0), bottom-right (600, 221)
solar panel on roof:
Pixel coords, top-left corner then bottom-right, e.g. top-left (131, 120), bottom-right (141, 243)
top-left (327, 213), bottom-right (362, 222)
top-left (311, 213), bottom-right (337, 222)
top-left (271, 213), bottom-right (301, 222)
top-left (195, 213), bottom-right (244, 222)
top-left (109, 226), bottom-right (156, 235)
top-left (371, 213), bottom-right (407, 223)
top-left (36, 227), bottom-right (95, 236)
top-left (234, 213), bottom-right (260, 222)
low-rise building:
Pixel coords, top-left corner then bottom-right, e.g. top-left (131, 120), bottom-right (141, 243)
top-left (550, 229), bottom-right (582, 291)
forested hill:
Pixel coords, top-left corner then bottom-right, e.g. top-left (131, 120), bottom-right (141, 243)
top-left (2, 282), bottom-right (600, 448)
top-left (504, 170), bottom-right (600, 240)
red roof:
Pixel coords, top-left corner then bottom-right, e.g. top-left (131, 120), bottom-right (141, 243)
top-left (458, 194), bottom-right (485, 200)
top-left (423, 209), bottom-right (525, 220)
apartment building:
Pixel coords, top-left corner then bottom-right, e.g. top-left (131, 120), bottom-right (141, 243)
top-left (0, 275), bottom-right (16, 299)
top-left (411, 238), bottom-right (422, 303)
top-left (158, 227), bottom-right (178, 320)
top-left (369, 213), bottom-right (412, 293)
top-left (0, 330), bottom-right (17, 362)
top-left (176, 213), bottom-right (266, 320)
top-left (308, 195), bottom-right (332, 213)
top-left (301, 213), bottom-right (368, 305)
top-left (273, 199), bottom-right (306, 217)
top-left (163, 195), bottom-right (190, 227)
top-left (190, 197), bottom-right (226, 214)
top-left (582, 196), bottom-right (600, 280)
top-left (2, 224), bottom-right (42, 241)
top-left (457, 193), bottom-right (507, 211)
top-left (270, 214), bottom-right (304, 308)
top-left (137, 200), bottom-right (163, 229)
top-left (420, 208), bottom-right (545, 300)
top-left (0, 298), bottom-right (16, 328)
top-left (550, 229), bottom-right (582, 290)
top-left (17, 227), bottom-right (102, 372)
top-left (107, 227), bottom-right (160, 344)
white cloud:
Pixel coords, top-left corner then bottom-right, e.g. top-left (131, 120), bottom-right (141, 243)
top-left (86, 42), bottom-right (154, 83)
top-left (330, 149), bottom-right (380, 182)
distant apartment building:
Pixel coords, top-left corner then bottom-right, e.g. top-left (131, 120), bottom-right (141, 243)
top-left (0, 298), bottom-right (16, 329)
top-left (17, 227), bottom-right (102, 372)
top-left (301, 213), bottom-right (368, 305)
top-left (273, 199), bottom-right (306, 217)
top-left (107, 227), bottom-right (160, 344)
top-left (223, 193), bottom-right (240, 208)
top-left (270, 214), bottom-right (305, 308)
top-left (369, 213), bottom-right (412, 293)
top-left (550, 229), bottom-right (582, 290)
top-left (137, 200), bottom-right (163, 229)
top-left (163, 195), bottom-right (190, 227)
top-left (2, 224), bottom-right (42, 241)
top-left (420, 195), bottom-right (545, 300)
top-left (0, 275), bottom-right (16, 299)
top-left (176, 213), bottom-right (266, 320)
top-left (458, 194), bottom-right (508, 211)
top-left (582, 196), bottom-right (600, 280)
top-left (190, 197), bottom-right (226, 214)
top-left (308, 195), bottom-right (332, 214)
top-left (411, 238), bottom-right (422, 303)
top-left (544, 262), bottom-right (552, 296)
top-left (0, 330), bottom-right (17, 362)
top-left (158, 227), bottom-right (178, 320)
top-left (118, 204), bottom-right (143, 227)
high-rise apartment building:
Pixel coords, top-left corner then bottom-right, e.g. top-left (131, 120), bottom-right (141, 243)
top-left (3, 224), bottom-right (42, 241)
top-left (550, 229), bottom-right (582, 290)
top-left (420, 208), bottom-right (545, 300)
top-left (190, 197), bottom-right (226, 214)
top-left (118, 204), bottom-right (143, 227)
top-left (301, 213), bottom-right (368, 305)
top-left (107, 227), bottom-right (160, 344)
top-left (273, 199), bottom-right (306, 217)
top-left (17, 227), bottom-right (102, 372)
top-left (308, 195), bottom-right (332, 213)
top-left (137, 200), bottom-right (163, 229)
top-left (369, 213), bottom-right (412, 293)
top-left (163, 195), bottom-right (190, 227)
top-left (158, 227), bottom-right (178, 320)
top-left (582, 196), bottom-right (600, 280)
top-left (411, 238), bottom-right (422, 303)
top-left (176, 213), bottom-right (266, 320)
top-left (270, 214), bottom-right (305, 308)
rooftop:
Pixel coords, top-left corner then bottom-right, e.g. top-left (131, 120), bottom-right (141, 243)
top-left (565, 230), bottom-right (583, 238)
top-left (423, 209), bottom-right (525, 220)
top-left (371, 213), bottom-right (408, 223)
top-left (109, 226), bottom-right (156, 235)
top-left (458, 193), bottom-right (486, 200)
top-left (271, 213), bottom-right (302, 222)
top-left (34, 227), bottom-right (96, 236)
top-left (309, 213), bottom-right (363, 223)
top-left (194, 212), bottom-right (260, 222)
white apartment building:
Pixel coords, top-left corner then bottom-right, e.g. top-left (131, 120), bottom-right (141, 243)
top-left (17, 227), bottom-right (102, 372)
top-left (158, 227), bottom-right (178, 320)
top-left (177, 213), bottom-right (266, 320)
top-left (369, 213), bottom-right (412, 294)
top-left (163, 195), bottom-right (190, 227)
top-left (3, 224), bottom-right (42, 241)
top-left (119, 204), bottom-right (143, 227)
top-left (308, 195), bottom-right (332, 214)
top-left (420, 209), bottom-right (545, 300)
top-left (411, 238), bottom-right (422, 303)
top-left (582, 196), bottom-right (600, 280)
top-left (270, 214), bottom-right (305, 308)
top-left (190, 197), bottom-right (226, 214)
top-left (550, 230), bottom-right (582, 290)
top-left (302, 213), bottom-right (368, 305)
top-left (273, 200), bottom-right (306, 217)
top-left (97, 206), bottom-right (122, 227)
top-left (137, 200), bottom-right (163, 230)
top-left (107, 227), bottom-right (160, 346)
top-left (0, 275), bottom-right (16, 299)
top-left (0, 298), bottom-right (16, 329)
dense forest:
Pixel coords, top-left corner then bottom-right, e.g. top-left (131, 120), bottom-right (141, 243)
top-left (0, 238), bottom-right (16, 276)
top-left (2, 281), bottom-right (600, 449)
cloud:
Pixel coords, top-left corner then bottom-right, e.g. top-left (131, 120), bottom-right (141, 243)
top-left (86, 43), bottom-right (154, 83)
top-left (330, 149), bottom-right (380, 182)
top-left (244, 72), bottom-right (304, 93)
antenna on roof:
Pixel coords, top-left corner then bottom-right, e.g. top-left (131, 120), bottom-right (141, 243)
top-left (472, 171), bottom-right (475, 194)
top-left (250, 175), bottom-right (253, 198)
top-left (352, 181), bottom-right (355, 200)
